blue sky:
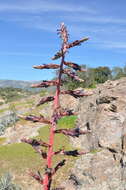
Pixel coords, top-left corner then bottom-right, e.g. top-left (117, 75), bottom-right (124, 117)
top-left (0, 0), bottom-right (126, 81)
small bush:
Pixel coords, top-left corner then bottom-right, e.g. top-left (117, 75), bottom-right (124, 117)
top-left (0, 111), bottom-right (19, 136)
top-left (0, 173), bottom-right (21, 190)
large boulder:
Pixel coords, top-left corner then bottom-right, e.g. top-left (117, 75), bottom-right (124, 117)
top-left (64, 77), bottom-right (126, 190)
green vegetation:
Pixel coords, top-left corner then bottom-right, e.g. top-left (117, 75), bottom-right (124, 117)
top-left (13, 101), bottom-right (33, 107)
top-left (0, 173), bottom-right (21, 190)
top-left (0, 143), bottom-right (41, 174)
top-left (0, 102), bottom-right (4, 105)
top-left (0, 105), bottom-right (18, 136)
top-left (90, 149), bottom-right (102, 154)
top-left (112, 66), bottom-right (126, 80)
top-left (36, 115), bottom-right (77, 151)
top-left (39, 89), bottom-right (48, 97)
top-left (62, 64), bottom-right (126, 90)
top-left (0, 116), bottom-right (77, 188)
top-left (0, 137), bottom-right (6, 145)
top-left (0, 87), bottom-right (31, 103)
top-left (0, 108), bottom-right (8, 114)
top-left (58, 115), bottom-right (77, 129)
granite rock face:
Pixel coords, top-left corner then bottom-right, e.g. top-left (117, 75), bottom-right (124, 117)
top-left (63, 78), bottom-right (126, 190)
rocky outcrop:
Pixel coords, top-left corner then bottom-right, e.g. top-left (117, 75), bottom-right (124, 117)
top-left (63, 77), bottom-right (126, 190)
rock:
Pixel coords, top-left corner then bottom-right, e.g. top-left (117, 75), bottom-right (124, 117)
top-left (1, 123), bottom-right (43, 144)
top-left (63, 77), bottom-right (126, 190)
top-left (96, 96), bottom-right (117, 105)
top-left (108, 104), bottom-right (117, 112)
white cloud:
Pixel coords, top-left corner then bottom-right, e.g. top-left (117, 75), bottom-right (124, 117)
top-left (100, 42), bottom-right (126, 49)
top-left (0, 0), bottom-right (125, 52)
top-left (89, 40), bottom-right (126, 50)
top-left (0, 51), bottom-right (47, 56)
top-left (63, 15), bottom-right (126, 24)
top-left (0, 1), bottom-right (95, 13)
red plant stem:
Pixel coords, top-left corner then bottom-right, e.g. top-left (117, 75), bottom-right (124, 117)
top-left (54, 50), bottom-right (64, 109)
top-left (43, 48), bottom-right (65, 190)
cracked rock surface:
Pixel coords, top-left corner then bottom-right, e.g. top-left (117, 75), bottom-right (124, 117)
top-left (63, 78), bottom-right (126, 190)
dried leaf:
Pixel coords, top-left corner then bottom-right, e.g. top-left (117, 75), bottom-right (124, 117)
top-left (33, 64), bottom-right (60, 70)
top-left (33, 146), bottom-right (47, 159)
top-left (60, 109), bottom-right (77, 116)
top-left (55, 128), bottom-right (91, 138)
top-left (21, 114), bottom-right (51, 124)
top-left (31, 80), bottom-right (59, 88)
top-left (52, 37), bottom-right (89, 60)
top-left (64, 62), bottom-right (86, 72)
top-left (37, 96), bottom-right (54, 106)
top-left (63, 69), bottom-right (84, 81)
top-left (66, 37), bottom-right (89, 49)
top-left (52, 159), bottom-right (66, 175)
top-left (21, 138), bottom-right (50, 147)
top-left (52, 51), bottom-right (62, 60)
top-left (61, 90), bottom-right (93, 98)
top-left (30, 171), bottom-right (43, 184)
top-left (63, 150), bottom-right (88, 157)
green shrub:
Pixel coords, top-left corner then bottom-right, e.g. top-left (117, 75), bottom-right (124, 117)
top-left (0, 173), bottom-right (21, 190)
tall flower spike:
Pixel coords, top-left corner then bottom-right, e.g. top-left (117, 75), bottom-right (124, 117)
top-left (58, 23), bottom-right (69, 45)
top-left (22, 23), bottom-right (91, 190)
top-left (52, 23), bottom-right (69, 60)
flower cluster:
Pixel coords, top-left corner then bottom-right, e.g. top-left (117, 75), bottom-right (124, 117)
top-left (21, 23), bottom-right (91, 190)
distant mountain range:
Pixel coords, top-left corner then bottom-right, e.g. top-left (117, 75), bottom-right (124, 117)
top-left (0, 80), bottom-right (55, 92)
top-left (0, 80), bottom-right (33, 89)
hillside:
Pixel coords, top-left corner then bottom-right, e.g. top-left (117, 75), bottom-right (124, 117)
top-left (0, 88), bottom-right (79, 189)
top-left (0, 80), bottom-right (55, 93)
top-left (0, 78), bottom-right (126, 190)
top-left (0, 80), bottom-right (32, 89)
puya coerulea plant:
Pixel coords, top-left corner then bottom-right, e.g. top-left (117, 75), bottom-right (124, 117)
top-left (20, 23), bottom-right (92, 190)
